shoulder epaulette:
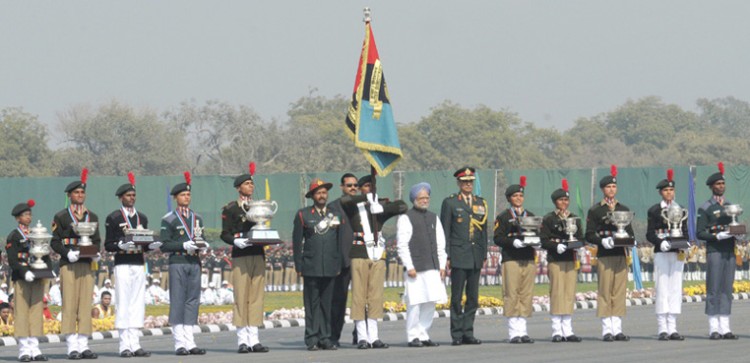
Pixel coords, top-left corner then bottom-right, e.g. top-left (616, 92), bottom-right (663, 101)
top-left (699, 201), bottom-right (713, 211)
top-left (162, 212), bottom-right (176, 221)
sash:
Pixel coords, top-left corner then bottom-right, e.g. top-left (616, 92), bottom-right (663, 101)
top-left (356, 202), bottom-right (384, 261)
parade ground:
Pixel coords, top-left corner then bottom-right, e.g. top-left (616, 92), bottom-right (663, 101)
top-left (2, 301), bottom-right (749, 363)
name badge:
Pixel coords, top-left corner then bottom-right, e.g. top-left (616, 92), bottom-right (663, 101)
top-left (473, 205), bottom-right (486, 216)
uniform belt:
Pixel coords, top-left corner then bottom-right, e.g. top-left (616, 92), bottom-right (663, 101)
top-left (173, 251), bottom-right (198, 257)
top-left (63, 238), bottom-right (80, 246)
top-left (117, 249), bottom-right (143, 255)
top-left (597, 230), bottom-right (614, 237)
top-left (549, 238), bottom-right (564, 243)
top-left (507, 232), bottom-right (522, 237)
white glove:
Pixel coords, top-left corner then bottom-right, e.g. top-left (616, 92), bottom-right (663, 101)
top-left (602, 237), bottom-right (615, 249)
top-left (67, 250), bottom-right (80, 263)
top-left (24, 271), bottom-right (35, 282)
top-left (367, 193), bottom-right (384, 214)
top-left (93, 252), bottom-right (101, 262)
top-left (233, 238), bottom-right (249, 249)
top-left (716, 231), bottom-right (732, 240)
top-left (148, 241), bottom-right (163, 250)
top-left (513, 239), bottom-right (525, 249)
top-left (183, 241), bottom-right (199, 254)
top-left (660, 240), bottom-right (671, 252)
top-left (118, 240), bottom-right (136, 251)
top-left (556, 244), bottom-right (567, 254)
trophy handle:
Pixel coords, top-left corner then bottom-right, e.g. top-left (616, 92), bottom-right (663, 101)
top-left (660, 209), bottom-right (668, 221)
top-left (269, 200), bottom-right (278, 215)
top-left (680, 209), bottom-right (688, 223)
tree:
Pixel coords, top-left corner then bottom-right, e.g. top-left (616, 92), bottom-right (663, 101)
top-left (0, 108), bottom-right (54, 177)
top-left (697, 96), bottom-right (750, 139)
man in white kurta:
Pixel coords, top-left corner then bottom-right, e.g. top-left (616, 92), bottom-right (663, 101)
top-left (397, 182), bottom-right (448, 347)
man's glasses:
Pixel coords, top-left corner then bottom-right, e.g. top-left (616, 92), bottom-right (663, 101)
top-left (344, 184), bottom-right (358, 188)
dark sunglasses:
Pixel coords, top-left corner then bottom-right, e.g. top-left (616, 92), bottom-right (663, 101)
top-left (344, 183), bottom-right (359, 188)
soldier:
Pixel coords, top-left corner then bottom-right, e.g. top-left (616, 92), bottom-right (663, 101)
top-left (645, 169), bottom-right (687, 341)
top-left (539, 179), bottom-right (583, 343)
top-left (585, 165), bottom-right (633, 342)
top-left (160, 172), bottom-right (208, 355)
top-left (50, 168), bottom-right (101, 359)
top-left (440, 167), bottom-right (488, 346)
top-left (104, 172), bottom-right (162, 357)
top-left (292, 178), bottom-right (342, 351)
top-left (697, 163), bottom-right (740, 340)
top-left (327, 173), bottom-right (358, 347)
top-left (219, 163), bottom-right (270, 353)
top-left (494, 176), bottom-right (536, 344)
top-left (6, 199), bottom-right (50, 362)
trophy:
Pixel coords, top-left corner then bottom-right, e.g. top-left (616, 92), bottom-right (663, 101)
top-left (193, 220), bottom-right (209, 249)
top-left (244, 200), bottom-right (282, 245)
top-left (563, 217), bottom-right (584, 249)
top-left (124, 224), bottom-right (157, 247)
top-left (660, 204), bottom-right (690, 249)
top-left (27, 221), bottom-right (56, 279)
top-left (518, 216), bottom-right (543, 247)
top-left (606, 211), bottom-right (635, 247)
top-left (72, 221), bottom-right (100, 257)
top-left (725, 204), bottom-right (746, 235)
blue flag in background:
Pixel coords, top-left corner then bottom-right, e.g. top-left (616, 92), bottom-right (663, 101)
top-left (687, 167), bottom-right (697, 242)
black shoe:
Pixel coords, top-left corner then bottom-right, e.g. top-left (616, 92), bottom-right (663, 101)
top-left (709, 332), bottom-right (723, 340)
top-left (67, 351), bottom-right (82, 360)
top-left (462, 336), bottom-right (482, 345)
top-left (250, 344), bottom-right (269, 353)
top-left (81, 350), bottom-right (97, 360)
top-left (331, 341), bottom-right (341, 348)
top-left (33, 355), bottom-right (49, 362)
top-left (319, 342), bottom-right (337, 350)
top-left (132, 349), bottom-right (150, 358)
top-left (669, 333), bottom-right (685, 341)
top-left (421, 340), bottom-right (440, 347)
top-left (307, 344), bottom-right (319, 351)
top-left (408, 338), bottom-right (423, 347)
top-left (509, 337), bottom-right (522, 344)
top-left (658, 332), bottom-right (669, 341)
top-left (602, 334), bottom-right (614, 342)
top-left (565, 335), bottom-right (582, 343)
top-left (551, 335), bottom-right (563, 343)
top-left (188, 347), bottom-right (206, 355)
top-left (119, 350), bottom-right (133, 358)
top-left (521, 335), bottom-right (534, 344)
top-left (237, 344), bottom-right (249, 354)
top-left (723, 332), bottom-right (739, 340)
top-left (175, 348), bottom-right (189, 356)
top-left (451, 339), bottom-right (462, 346)
top-left (357, 340), bottom-right (370, 349)
top-left (19, 356), bottom-right (31, 363)
top-left (371, 340), bottom-right (389, 349)
top-left (614, 333), bottom-right (630, 342)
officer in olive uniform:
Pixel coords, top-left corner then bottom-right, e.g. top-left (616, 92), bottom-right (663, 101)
top-left (440, 167), bottom-right (488, 346)
top-left (697, 163), bottom-right (740, 340)
top-left (219, 165), bottom-right (269, 353)
top-left (50, 169), bottom-right (101, 359)
top-left (160, 173), bottom-right (207, 356)
top-left (585, 166), bottom-right (634, 342)
top-left (292, 178), bottom-right (342, 351)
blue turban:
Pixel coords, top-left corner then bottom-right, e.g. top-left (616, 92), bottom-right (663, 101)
top-left (409, 182), bottom-right (431, 203)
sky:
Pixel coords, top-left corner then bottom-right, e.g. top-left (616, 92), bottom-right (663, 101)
top-left (2, 0), bottom-right (750, 145)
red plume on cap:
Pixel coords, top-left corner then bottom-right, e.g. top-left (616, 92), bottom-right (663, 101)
top-left (610, 164), bottom-right (618, 178)
top-left (667, 169), bottom-right (674, 182)
top-left (183, 171), bottom-right (191, 185)
top-left (81, 168), bottom-right (89, 184)
top-left (562, 179), bottom-right (569, 192)
top-left (249, 162), bottom-right (256, 176)
top-left (27, 199), bottom-right (35, 208)
top-left (718, 162), bottom-right (725, 175)
top-left (519, 175), bottom-right (527, 188)
top-left (127, 171), bottom-right (136, 186)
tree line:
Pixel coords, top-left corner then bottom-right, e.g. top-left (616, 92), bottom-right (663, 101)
top-left (2, 94), bottom-right (749, 178)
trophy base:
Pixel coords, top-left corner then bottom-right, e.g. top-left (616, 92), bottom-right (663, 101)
top-left (729, 224), bottom-right (746, 235)
top-left (668, 238), bottom-right (691, 249)
top-left (613, 237), bottom-right (635, 247)
top-left (194, 241), bottom-right (209, 249)
top-left (565, 241), bottom-right (584, 249)
top-left (248, 229), bottom-right (283, 246)
top-left (31, 268), bottom-right (57, 279)
top-left (78, 245), bottom-right (100, 258)
top-left (523, 236), bottom-right (541, 247)
top-left (124, 234), bottom-right (155, 246)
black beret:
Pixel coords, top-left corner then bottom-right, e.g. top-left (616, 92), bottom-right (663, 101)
top-left (115, 183), bottom-right (136, 197)
top-left (599, 175), bottom-right (616, 188)
top-left (706, 172), bottom-right (724, 186)
top-left (11, 200), bottom-right (34, 217)
top-left (65, 180), bottom-right (86, 193)
top-left (551, 189), bottom-right (570, 202)
top-left (233, 174), bottom-right (253, 188)
top-left (505, 184), bottom-right (524, 198)
top-left (656, 179), bottom-right (675, 190)
top-left (358, 175), bottom-right (373, 187)
top-left (454, 166), bottom-right (477, 181)
top-left (171, 182), bottom-right (191, 196)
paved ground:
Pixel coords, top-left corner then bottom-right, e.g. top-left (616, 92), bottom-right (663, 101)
top-left (2, 301), bottom-right (750, 362)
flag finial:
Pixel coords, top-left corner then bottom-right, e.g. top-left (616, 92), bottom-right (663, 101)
top-left (363, 7), bottom-right (371, 22)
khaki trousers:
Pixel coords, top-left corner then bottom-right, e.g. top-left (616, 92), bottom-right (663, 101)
top-left (350, 258), bottom-right (385, 320)
top-left (160, 271), bottom-right (169, 290)
top-left (597, 255), bottom-right (628, 317)
top-left (13, 279), bottom-right (45, 337)
top-left (548, 261), bottom-right (578, 315)
top-left (61, 263), bottom-right (95, 335)
top-left (232, 255), bottom-right (265, 327)
top-left (502, 260), bottom-right (536, 317)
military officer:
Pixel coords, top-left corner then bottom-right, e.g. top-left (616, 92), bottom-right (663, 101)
top-left (219, 163), bottom-right (269, 353)
top-left (697, 162), bottom-right (740, 340)
top-left (585, 165), bottom-right (633, 342)
top-left (494, 176), bottom-right (536, 344)
top-left (440, 167), bottom-right (488, 346)
top-left (292, 178), bottom-right (342, 351)
top-left (160, 172), bottom-right (207, 355)
top-left (6, 199), bottom-right (50, 362)
top-left (50, 168), bottom-right (101, 359)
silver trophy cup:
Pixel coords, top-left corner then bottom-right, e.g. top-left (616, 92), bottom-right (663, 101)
top-left (518, 216), bottom-right (543, 246)
top-left (244, 200), bottom-right (282, 244)
top-left (72, 221), bottom-right (98, 246)
top-left (606, 211), bottom-right (634, 239)
top-left (661, 204), bottom-right (688, 238)
top-left (28, 221), bottom-right (52, 270)
top-left (724, 204), bottom-right (746, 235)
top-left (564, 217), bottom-right (579, 242)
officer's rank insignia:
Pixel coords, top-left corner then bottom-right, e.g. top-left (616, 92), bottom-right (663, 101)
top-left (180, 230), bottom-right (185, 236)
top-left (457, 217), bottom-right (464, 223)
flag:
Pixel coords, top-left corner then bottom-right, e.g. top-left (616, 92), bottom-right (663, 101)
top-left (631, 246), bottom-right (643, 290)
top-left (687, 166), bottom-right (697, 242)
top-left (265, 178), bottom-right (271, 228)
top-left (345, 18), bottom-right (402, 176)
top-left (575, 184), bottom-right (585, 231)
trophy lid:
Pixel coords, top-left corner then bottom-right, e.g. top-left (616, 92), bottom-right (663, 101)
top-left (28, 220), bottom-right (52, 239)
